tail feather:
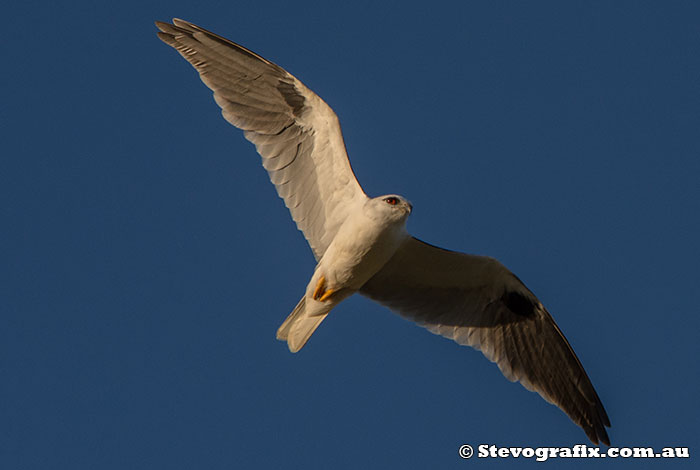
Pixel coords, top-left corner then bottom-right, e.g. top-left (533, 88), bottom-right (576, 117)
top-left (276, 297), bottom-right (305, 342)
top-left (276, 296), bottom-right (331, 353)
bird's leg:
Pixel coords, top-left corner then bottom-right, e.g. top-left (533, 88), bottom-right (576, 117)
top-left (312, 275), bottom-right (326, 300)
top-left (319, 289), bottom-right (336, 302)
top-left (312, 275), bottom-right (336, 302)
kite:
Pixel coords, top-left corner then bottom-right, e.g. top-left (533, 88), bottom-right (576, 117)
top-left (156, 19), bottom-right (611, 445)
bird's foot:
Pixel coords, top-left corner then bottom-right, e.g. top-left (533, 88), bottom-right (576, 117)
top-left (319, 289), bottom-right (336, 302)
top-left (312, 275), bottom-right (336, 302)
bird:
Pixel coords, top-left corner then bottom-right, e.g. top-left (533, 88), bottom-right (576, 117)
top-left (155, 18), bottom-right (611, 445)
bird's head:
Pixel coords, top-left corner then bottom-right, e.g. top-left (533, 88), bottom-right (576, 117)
top-left (364, 194), bottom-right (413, 224)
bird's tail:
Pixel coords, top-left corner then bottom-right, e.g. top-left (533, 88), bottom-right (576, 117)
top-left (276, 296), bottom-right (332, 352)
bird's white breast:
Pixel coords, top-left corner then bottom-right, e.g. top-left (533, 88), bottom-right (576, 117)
top-left (315, 205), bottom-right (409, 292)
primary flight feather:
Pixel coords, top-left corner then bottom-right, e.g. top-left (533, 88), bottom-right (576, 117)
top-left (156, 18), bottom-right (611, 445)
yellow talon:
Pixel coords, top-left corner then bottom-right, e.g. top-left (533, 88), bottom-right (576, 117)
top-left (313, 276), bottom-right (326, 301)
top-left (318, 289), bottom-right (336, 302)
top-left (312, 275), bottom-right (336, 302)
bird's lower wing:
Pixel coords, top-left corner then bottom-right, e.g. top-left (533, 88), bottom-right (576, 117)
top-left (360, 237), bottom-right (610, 445)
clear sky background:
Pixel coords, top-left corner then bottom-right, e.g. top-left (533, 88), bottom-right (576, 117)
top-left (2, 1), bottom-right (699, 468)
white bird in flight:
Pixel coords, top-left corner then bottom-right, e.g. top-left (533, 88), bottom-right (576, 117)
top-left (156, 18), bottom-right (611, 445)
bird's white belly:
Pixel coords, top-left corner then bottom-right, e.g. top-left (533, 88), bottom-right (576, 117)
top-left (311, 212), bottom-right (408, 294)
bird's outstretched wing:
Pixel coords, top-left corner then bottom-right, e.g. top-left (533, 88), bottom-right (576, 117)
top-left (156, 19), bottom-right (367, 260)
top-left (360, 237), bottom-right (611, 445)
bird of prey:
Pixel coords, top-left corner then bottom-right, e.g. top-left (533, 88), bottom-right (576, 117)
top-left (156, 18), bottom-right (611, 445)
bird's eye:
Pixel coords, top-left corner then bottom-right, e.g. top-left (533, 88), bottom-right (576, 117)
top-left (384, 197), bottom-right (399, 205)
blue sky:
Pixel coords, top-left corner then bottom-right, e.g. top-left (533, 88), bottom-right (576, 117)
top-left (2, 1), bottom-right (699, 468)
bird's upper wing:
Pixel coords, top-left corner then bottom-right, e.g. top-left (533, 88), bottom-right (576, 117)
top-left (360, 237), bottom-right (611, 445)
top-left (156, 19), bottom-right (367, 260)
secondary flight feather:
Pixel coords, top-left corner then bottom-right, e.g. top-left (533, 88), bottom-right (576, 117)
top-left (156, 18), bottom-right (611, 445)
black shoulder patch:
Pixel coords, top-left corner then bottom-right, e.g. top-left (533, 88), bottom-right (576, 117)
top-left (502, 290), bottom-right (537, 318)
top-left (277, 81), bottom-right (305, 117)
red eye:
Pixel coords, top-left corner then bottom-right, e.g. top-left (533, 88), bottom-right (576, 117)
top-left (385, 197), bottom-right (399, 205)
